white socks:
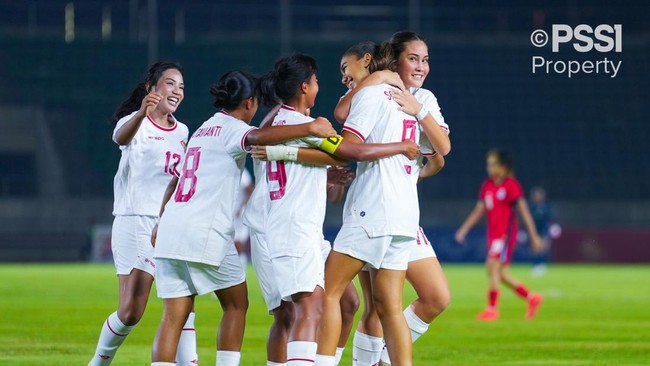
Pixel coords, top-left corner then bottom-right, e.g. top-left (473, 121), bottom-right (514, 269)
top-left (403, 305), bottom-right (429, 342)
top-left (334, 347), bottom-right (345, 365)
top-left (88, 311), bottom-right (135, 366)
top-left (314, 354), bottom-right (335, 366)
top-left (379, 306), bottom-right (431, 365)
top-left (176, 312), bottom-right (198, 365)
top-left (151, 363), bottom-right (175, 366)
top-left (287, 341), bottom-right (317, 365)
top-left (217, 350), bottom-right (241, 365)
top-left (267, 362), bottom-right (287, 366)
top-left (352, 331), bottom-right (383, 366)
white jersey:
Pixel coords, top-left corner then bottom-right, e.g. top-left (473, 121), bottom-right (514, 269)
top-left (112, 111), bottom-right (189, 217)
top-left (412, 87), bottom-right (450, 157)
top-left (242, 158), bottom-right (268, 234)
top-left (154, 111), bottom-right (255, 266)
top-left (342, 84), bottom-right (420, 238)
top-left (265, 105), bottom-right (328, 257)
top-left (235, 168), bottom-right (253, 215)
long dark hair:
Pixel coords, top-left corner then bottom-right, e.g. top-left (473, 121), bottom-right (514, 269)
top-left (259, 54), bottom-right (318, 107)
top-left (111, 61), bottom-right (184, 125)
top-left (209, 71), bottom-right (259, 111)
top-left (377, 31), bottom-right (425, 71)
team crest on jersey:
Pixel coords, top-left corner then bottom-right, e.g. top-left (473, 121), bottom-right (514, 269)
top-left (497, 187), bottom-right (507, 200)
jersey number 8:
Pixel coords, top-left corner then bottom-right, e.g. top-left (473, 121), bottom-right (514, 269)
top-left (174, 147), bottom-right (201, 202)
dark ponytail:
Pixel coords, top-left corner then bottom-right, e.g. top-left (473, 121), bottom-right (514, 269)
top-left (375, 31), bottom-right (425, 72)
top-left (343, 41), bottom-right (387, 73)
top-left (111, 61), bottom-right (184, 125)
top-left (209, 71), bottom-right (259, 111)
top-left (259, 54), bottom-right (318, 107)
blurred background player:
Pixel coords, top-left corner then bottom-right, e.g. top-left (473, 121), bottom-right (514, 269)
top-left (234, 168), bottom-right (254, 266)
top-left (530, 187), bottom-right (560, 277)
top-left (455, 149), bottom-right (544, 321)
top-left (88, 61), bottom-right (198, 366)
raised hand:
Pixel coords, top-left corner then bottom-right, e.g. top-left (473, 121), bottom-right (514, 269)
top-left (392, 89), bottom-right (423, 117)
top-left (140, 91), bottom-right (163, 116)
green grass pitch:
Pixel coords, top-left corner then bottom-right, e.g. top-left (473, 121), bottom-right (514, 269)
top-left (0, 264), bottom-right (649, 365)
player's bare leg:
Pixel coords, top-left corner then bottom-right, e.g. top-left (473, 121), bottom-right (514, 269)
top-left (370, 268), bottom-right (412, 366)
top-left (117, 269), bottom-right (154, 325)
top-left (337, 282), bottom-right (360, 364)
top-left (315, 251), bottom-right (365, 365)
top-left (214, 281), bottom-right (249, 365)
top-left (152, 296), bottom-right (194, 363)
top-left (267, 301), bottom-right (294, 364)
top-left (88, 269), bottom-right (154, 366)
top-left (287, 287), bottom-right (323, 365)
top-left (477, 258), bottom-right (501, 321)
top-left (379, 257), bottom-right (450, 365)
top-left (500, 266), bottom-right (543, 319)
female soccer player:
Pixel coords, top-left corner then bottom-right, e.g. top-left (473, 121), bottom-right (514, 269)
top-left (88, 61), bottom-right (198, 366)
top-left (257, 54), bottom-right (419, 366)
top-left (455, 149), bottom-right (544, 321)
top-left (149, 70), bottom-right (337, 366)
top-left (333, 36), bottom-right (452, 366)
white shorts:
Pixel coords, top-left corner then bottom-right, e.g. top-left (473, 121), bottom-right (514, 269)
top-left (155, 247), bottom-right (245, 299)
top-left (272, 245), bottom-right (325, 302)
top-left (333, 226), bottom-right (414, 271)
top-left (321, 239), bottom-right (332, 261)
top-left (111, 215), bottom-right (157, 276)
top-left (409, 227), bottom-right (437, 262)
top-left (250, 229), bottom-right (282, 312)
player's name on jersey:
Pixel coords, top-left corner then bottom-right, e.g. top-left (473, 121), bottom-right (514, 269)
top-left (193, 125), bottom-right (223, 138)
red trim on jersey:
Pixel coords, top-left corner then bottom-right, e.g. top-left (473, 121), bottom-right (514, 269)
top-left (220, 109), bottom-right (232, 116)
top-left (281, 104), bottom-right (296, 111)
top-left (240, 128), bottom-right (255, 152)
top-left (422, 152), bottom-right (437, 157)
top-left (147, 115), bottom-right (178, 132)
top-left (342, 126), bottom-right (366, 142)
top-left (106, 319), bottom-right (128, 337)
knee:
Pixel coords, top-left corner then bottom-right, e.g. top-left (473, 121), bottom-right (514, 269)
top-left (418, 290), bottom-right (451, 318)
top-left (340, 295), bottom-right (360, 322)
top-left (372, 294), bottom-right (401, 319)
top-left (118, 306), bottom-right (144, 326)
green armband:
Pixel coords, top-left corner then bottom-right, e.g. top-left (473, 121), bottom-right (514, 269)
top-left (319, 135), bottom-right (343, 154)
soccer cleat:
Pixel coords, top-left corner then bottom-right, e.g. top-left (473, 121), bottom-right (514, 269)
top-left (526, 294), bottom-right (543, 319)
top-left (476, 308), bottom-right (499, 321)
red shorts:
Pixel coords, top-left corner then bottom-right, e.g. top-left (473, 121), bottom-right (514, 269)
top-left (487, 235), bottom-right (516, 265)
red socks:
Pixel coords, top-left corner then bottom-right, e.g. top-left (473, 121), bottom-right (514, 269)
top-left (514, 285), bottom-right (530, 299)
top-left (488, 289), bottom-right (499, 308)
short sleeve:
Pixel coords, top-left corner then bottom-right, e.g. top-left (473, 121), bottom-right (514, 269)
top-left (112, 111), bottom-right (137, 147)
top-left (419, 135), bottom-right (435, 156)
top-left (479, 180), bottom-right (489, 200)
top-left (342, 87), bottom-right (379, 142)
top-left (223, 121), bottom-right (257, 158)
top-left (508, 179), bottom-right (523, 202)
top-left (417, 89), bottom-right (449, 135)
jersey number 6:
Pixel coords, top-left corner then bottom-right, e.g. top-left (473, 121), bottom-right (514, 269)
top-left (174, 147), bottom-right (201, 202)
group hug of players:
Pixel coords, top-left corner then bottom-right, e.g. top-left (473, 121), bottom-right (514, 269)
top-left (88, 31), bottom-right (545, 366)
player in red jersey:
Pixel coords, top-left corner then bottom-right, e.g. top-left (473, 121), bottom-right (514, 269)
top-left (455, 149), bottom-right (544, 321)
